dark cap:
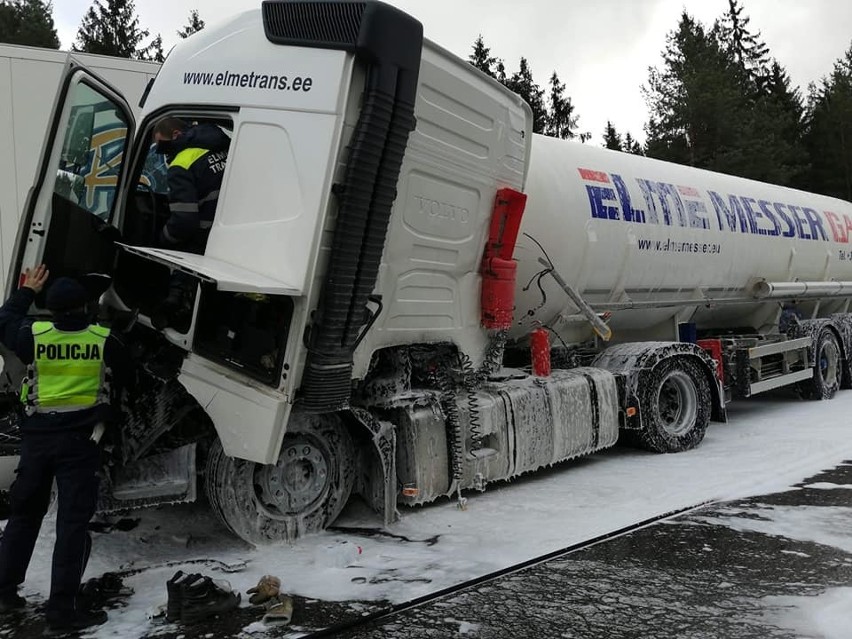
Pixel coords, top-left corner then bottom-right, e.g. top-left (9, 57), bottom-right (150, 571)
top-left (45, 277), bottom-right (89, 312)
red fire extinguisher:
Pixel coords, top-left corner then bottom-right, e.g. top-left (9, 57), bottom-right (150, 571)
top-left (531, 328), bottom-right (551, 377)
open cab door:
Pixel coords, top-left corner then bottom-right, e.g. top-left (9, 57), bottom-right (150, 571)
top-left (9, 62), bottom-right (134, 302)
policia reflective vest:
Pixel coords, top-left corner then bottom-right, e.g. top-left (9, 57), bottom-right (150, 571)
top-left (21, 322), bottom-right (111, 416)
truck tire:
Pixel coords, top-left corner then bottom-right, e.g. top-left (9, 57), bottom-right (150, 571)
top-left (635, 357), bottom-right (711, 453)
top-left (205, 413), bottom-right (355, 545)
top-left (799, 329), bottom-right (842, 400)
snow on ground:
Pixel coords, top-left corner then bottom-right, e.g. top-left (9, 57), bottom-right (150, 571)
top-left (9, 391), bottom-right (852, 638)
top-left (762, 588), bottom-right (852, 639)
top-left (694, 500), bottom-right (852, 638)
top-left (694, 504), bottom-right (852, 555)
top-left (803, 483), bottom-right (852, 490)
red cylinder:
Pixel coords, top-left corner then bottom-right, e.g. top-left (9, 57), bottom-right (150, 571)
top-left (531, 328), bottom-right (551, 377)
top-left (481, 257), bottom-right (517, 330)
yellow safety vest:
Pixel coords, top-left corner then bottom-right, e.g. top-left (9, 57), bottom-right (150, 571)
top-left (21, 321), bottom-right (110, 416)
top-left (169, 147), bottom-right (209, 170)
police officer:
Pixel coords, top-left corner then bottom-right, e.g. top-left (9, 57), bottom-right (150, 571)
top-left (0, 266), bottom-right (130, 634)
top-left (151, 117), bottom-right (230, 328)
top-left (151, 117), bottom-right (230, 254)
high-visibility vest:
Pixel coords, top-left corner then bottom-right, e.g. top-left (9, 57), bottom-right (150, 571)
top-left (169, 147), bottom-right (209, 171)
top-left (21, 321), bottom-right (111, 416)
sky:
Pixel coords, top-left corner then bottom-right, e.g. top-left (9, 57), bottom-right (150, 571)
top-left (12, 391), bottom-right (852, 637)
top-left (51, 0), bottom-right (852, 145)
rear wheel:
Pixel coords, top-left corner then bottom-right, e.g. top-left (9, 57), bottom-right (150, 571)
top-left (799, 328), bottom-right (842, 400)
top-left (205, 413), bottom-right (355, 544)
top-left (634, 357), bottom-right (712, 453)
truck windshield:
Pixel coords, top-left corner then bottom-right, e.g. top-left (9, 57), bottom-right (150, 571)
top-left (54, 81), bottom-right (130, 221)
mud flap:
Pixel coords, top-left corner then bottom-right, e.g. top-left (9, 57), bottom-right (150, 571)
top-left (98, 443), bottom-right (197, 513)
top-left (350, 408), bottom-right (398, 527)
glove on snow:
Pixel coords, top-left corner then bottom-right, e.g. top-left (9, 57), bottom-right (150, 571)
top-left (247, 575), bottom-right (281, 606)
top-left (263, 593), bottom-right (294, 626)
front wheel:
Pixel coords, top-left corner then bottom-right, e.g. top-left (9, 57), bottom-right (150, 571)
top-left (633, 357), bottom-right (712, 453)
top-left (205, 413), bottom-right (356, 545)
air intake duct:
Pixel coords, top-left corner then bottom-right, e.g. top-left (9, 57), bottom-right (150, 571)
top-left (262, 1), bottom-right (423, 412)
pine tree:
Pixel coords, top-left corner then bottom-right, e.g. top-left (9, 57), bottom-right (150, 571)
top-left (505, 57), bottom-right (547, 134)
top-left (645, 9), bottom-right (805, 186)
top-left (603, 121), bottom-right (623, 150)
top-left (0, 0), bottom-right (60, 48)
top-left (468, 34), bottom-right (497, 78)
top-left (545, 72), bottom-right (579, 139)
top-left (644, 12), bottom-right (744, 170)
top-left (73, 0), bottom-right (153, 59)
top-left (804, 42), bottom-right (852, 200)
top-left (139, 33), bottom-right (164, 62)
top-left (755, 60), bottom-right (807, 185)
top-left (716, 3), bottom-right (805, 184)
top-left (466, 37), bottom-right (587, 140)
top-left (623, 132), bottom-right (644, 155)
top-left (494, 59), bottom-right (507, 84)
top-left (178, 9), bottom-right (204, 39)
top-left (715, 0), bottom-right (770, 93)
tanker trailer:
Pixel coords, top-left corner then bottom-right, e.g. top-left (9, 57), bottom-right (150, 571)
top-left (508, 133), bottom-right (852, 450)
top-left (7, 0), bottom-right (852, 544)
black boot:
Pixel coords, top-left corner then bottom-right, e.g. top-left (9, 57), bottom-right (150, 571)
top-left (44, 609), bottom-right (107, 636)
top-left (166, 571), bottom-right (201, 623)
top-left (0, 592), bottom-right (25, 613)
top-left (180, 575), bottom-right (240, 625)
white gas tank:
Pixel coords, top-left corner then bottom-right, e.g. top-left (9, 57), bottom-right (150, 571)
top-left (510, 134), bottom-right (852, 337)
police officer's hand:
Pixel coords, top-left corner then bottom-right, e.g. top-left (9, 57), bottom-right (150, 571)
top-left (22, 264), bottom-right (49, 292)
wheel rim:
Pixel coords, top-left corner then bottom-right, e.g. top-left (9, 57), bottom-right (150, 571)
top-left (820, 337), bottom-right (840, 387)
top-left (654, 370), bottom-right (698, 437)
top-left (254, 436), bottom-right (329, 517)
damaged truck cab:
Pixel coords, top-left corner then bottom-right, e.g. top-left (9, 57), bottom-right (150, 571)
top-left (8, 1), bottom-right (852, 544)
top-left (10, 2), bottom-right (542, 542)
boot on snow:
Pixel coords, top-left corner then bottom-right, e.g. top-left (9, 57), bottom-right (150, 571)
top-left (0, 592), bottom-right (25, 613)
top-left (44, 609), bottom-right (108, 637)
top-left (262, 594), bottom-right (293, 626)
top-left (166, 571), bottom-right (201, 622)
top-left (179, 575), bottom-right (240, 625)
top-left (79, 572), bottom-right (134, 610)
top-left (247, 575), bottom-right (281, 606)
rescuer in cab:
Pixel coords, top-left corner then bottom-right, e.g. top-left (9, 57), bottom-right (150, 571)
top-left (150, 118), bottom-right (230, 329)
top-left (0, 266), bottom-right (130, 635)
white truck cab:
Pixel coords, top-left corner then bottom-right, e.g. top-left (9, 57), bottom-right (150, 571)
top-left (8, 1), bottom-right (543, 543)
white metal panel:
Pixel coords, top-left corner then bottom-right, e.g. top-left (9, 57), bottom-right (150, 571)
top-left (5, 57), bottom-right (64, 280)
top-left (118, 245), bottom-right (301, 295)
top-left (0, 56), bottom-right (13, 281)
top-left (0, 45), bottom-right (158, 287)
top-left (178, 355), bottom-right (291, 464)
top-left (204, 109), bottom-right (342, 292)
top-left (142, 10), bottom-right (348, 117)
top-left (353, 38), bottom-right (531, 376)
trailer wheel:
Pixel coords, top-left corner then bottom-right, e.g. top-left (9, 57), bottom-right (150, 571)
top-left (205, 413), bottom-right (355, 545)
top-left (799, 329), bottom-right (842, 400)
top-left (635, 357), bottom-right (711, 453)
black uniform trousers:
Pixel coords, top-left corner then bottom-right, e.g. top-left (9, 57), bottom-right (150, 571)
top-left (0, 428), bottom-right (100, 619)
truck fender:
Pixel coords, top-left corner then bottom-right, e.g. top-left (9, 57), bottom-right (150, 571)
top-left (790, 318), bottom-right (849, 388)
top-left (592, 342), bottom-right (726, 427)
top-left (344, 408), bottom-right (399, 527)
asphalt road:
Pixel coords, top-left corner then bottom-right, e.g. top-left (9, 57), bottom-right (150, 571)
top-left (4, 462), bottom-right (852, 638)
top-left (338, 461), bottom-right (852, 639)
